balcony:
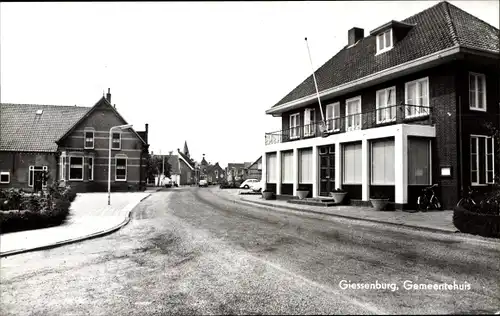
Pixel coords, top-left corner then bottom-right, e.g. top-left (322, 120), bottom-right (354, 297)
top-left (265, 104), bottom-right (432, 145)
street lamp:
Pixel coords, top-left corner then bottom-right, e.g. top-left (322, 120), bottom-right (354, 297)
top-left (108, 124), bottom-right (133, 205)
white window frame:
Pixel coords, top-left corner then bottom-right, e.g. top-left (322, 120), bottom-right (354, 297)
top-left (486, 136), bottom-right (495, 184)
top-left (289, 113), bottom-right (300, 139)
top-left (376, 87), bottom-right (396, 124)
top-left (471, 135), bottom-right (495, 185)
top-left (345, 96), bottom-right (362, 131)
top-left (0, 171), bottom-right (10, 184)
top-left (69, 157), bottom-right (84, 181)
top-left (84, 129), bottom-right (95, 149)
top-left (326, 102), bottom-right (340, 132)
top-left (88, 157), bottom-right (94, 181)
top-left (469, 72), bottom-right (487, 111)
top-left (304, 108), bottom-right (316, 137)
top-left (376, 29), bottom-right (393, 55)
top-left (404, 77), bottom-right (430, 118)
top-left (112, 131), bottom-right (122, 150)
top-left (28, 166), bottom-right (49, 187)
top-left (115, 156), bottom-right (127, 181)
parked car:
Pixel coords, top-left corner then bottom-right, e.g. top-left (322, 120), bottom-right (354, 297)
top-left (160, 177), bottom-right (172, 188)
top-left (240, 179), bottom-right (259, 189)
top-left (199, 179), bottom-right (208, 187)
top-left (250, 180), bottom-right (264, 192)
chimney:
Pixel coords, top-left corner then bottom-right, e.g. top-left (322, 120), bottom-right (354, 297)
top-left (106, 88), bottom-right (111, 103)
top-left (348, 27), bottom-right (364, 46)
top-left (144, 123), bottom-right (149, 144)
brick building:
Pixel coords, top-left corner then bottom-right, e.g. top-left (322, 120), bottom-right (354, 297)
top-left (0, 90), bottom-right (150, 192)
top-left (262, 1), bottom-right (499, 210)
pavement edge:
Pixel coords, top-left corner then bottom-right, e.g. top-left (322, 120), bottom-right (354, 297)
top-left (0, 193), bottom-right (154, 258)
top-left (224, 194), bottom-right (499, 244)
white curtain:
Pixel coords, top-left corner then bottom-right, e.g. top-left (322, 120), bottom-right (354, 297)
top-left (281, 151), bottom-right (294, 183)
top-left (343, 143), bottom-right (362, 184)
top-left (266, 153), bottom-right (277, 183)
top-left (408, 138), bottom-right (430, 185)
top-left (371, 139), bottom-right (395, 185)
top-left (299, 149), bottom-right (313, 183)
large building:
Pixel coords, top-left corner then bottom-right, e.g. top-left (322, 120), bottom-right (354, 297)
top-left (0, 90), bottom-right (150, 192)
top-left (262, 1), bottom-right (499, 210)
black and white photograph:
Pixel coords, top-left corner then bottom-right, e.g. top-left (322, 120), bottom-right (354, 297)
top-left (0, 0), bottom-right (499, 315)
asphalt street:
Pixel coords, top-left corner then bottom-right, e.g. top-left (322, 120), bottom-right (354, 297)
top-left (1, 187), bottom-right (499, 315)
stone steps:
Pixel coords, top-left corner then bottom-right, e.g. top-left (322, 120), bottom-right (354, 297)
top-left (287, 197), bottom-right (339, 207)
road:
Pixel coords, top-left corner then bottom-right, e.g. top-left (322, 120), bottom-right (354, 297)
top-left (1, 187), bottom-right (499, 315)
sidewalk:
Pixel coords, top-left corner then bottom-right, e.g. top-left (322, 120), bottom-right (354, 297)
top-left (213, 188), bottom-right (457, 234)
top-left (0, 189), bottom-right (160, 257)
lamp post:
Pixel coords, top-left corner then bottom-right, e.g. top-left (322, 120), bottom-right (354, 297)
top-left (108, 124), bottom-right (133, 205)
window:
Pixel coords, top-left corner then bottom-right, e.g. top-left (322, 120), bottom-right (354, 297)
top-left (69, 157), bottom-right (84, 180)
top-left (408, 138), bottom-right (431, 185)
top-left (469, 73), bottom-right (486, 111)
top-left (376, 29), bottom-right (393, 54)
top-left (486, 136), bottom-right (494, 183)
top-left (257, 161), bottom-right (262, 170)
top-left (0, 172), bottom-right (10, 184)
top-left (299, 148), bottom-right (313, 184)
top-left (405, 77), bottom-right (429, 118)
top-left (112, 132), bottom-right (121, 150)
top-left (346, 97), bottom-right (361, 131)
top-left (471, 135), bottom-right (495, 185)
top-left (281, 151), bottom-right (294, 183)
top-left (289, 113), bottom-right (300, 139)
top-left (266, 153), bottom-right (277, 183)
top-left (371, 139), bottom-right (395, 185)
top-left (304, 108), bottom-right (316, 137)
top-left (60, 156), bottom-right (66, 180)
top-left (326, 102), bottom-right (340, 132)
top-left (115, 157), bottom-right (127, 181)
top-left (343, 143), bottom-right (362, 184)
top-left (28, 166), bottom-right (48, 187)
top-left (376, 87), bottom-right (396, 123)
top-left (84, 130), bottom-right (94, 149)
top-left (88, 157), bottom-right (94, 181)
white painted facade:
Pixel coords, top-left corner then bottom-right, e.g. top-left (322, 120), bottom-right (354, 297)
top-left (263, 123), bottom-right (436, 205)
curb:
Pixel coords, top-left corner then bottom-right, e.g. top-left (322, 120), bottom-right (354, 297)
top-left (0, 193), bottom-right (152, 258)
top-left (232, 197), bottom-right (500, 244)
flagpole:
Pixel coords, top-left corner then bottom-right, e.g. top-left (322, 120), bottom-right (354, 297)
top-left (305, 37), bottom-right (326, 125)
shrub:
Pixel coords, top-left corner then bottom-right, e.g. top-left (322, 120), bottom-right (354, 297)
top-left (0, 188), bottom-right (24, 211)
top-left (453, 206), bottom-right (500, 238)
top-left (0, 183), bottom-right (74, 234)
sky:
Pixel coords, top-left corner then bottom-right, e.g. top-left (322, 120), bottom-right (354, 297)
top-left (1, 1), bottom-right (499, 168)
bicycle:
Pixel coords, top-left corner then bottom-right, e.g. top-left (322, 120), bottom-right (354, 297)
top-left (417, 184), bottom-right (441, 212)
top-left (456, 186), bottom-right (478, 208)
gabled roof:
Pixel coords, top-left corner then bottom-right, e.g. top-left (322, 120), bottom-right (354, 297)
top-left (0, 103), bottom-right (90, 152)
top-left (177, 149), bottom-right (194, 170)
top-left (271, 1), bottom-right (499, 109)
top-left (248, 156), bottom-right (262, 169)
top-left (57, 96), bottom-right (147, 145)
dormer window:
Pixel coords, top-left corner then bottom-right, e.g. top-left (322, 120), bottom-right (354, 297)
top-left (376, 29), bottom-right (393, 54)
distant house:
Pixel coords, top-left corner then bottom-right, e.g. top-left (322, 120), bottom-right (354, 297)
top-left (246, 156), bottom-right (262, 181)
top-left (226, 162), bottom-right (251, 182)
top-left (0, 89), bottom-right (149, 192)
top-left (177, 142), bottom-right (196, 185)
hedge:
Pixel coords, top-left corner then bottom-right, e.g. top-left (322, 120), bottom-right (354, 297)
top-left (453, 206), bottom-right (500, 238)
top-left (0, 183), bottom-right (76, 234)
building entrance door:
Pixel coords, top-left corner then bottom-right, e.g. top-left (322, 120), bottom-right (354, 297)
top-left (319, 145), bottom-right (335, 197)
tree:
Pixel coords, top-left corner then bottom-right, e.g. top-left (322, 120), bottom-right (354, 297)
top-left (145, 154), bottom-right (172, 186)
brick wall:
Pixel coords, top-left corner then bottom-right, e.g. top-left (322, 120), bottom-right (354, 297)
top-left (58, 101), bottom-right (147, 191)
top-left (0, 151), bottom-right (58, 191)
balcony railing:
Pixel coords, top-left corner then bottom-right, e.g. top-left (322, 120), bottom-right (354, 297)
top-left (265, 104), bottom-right (432, 145)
